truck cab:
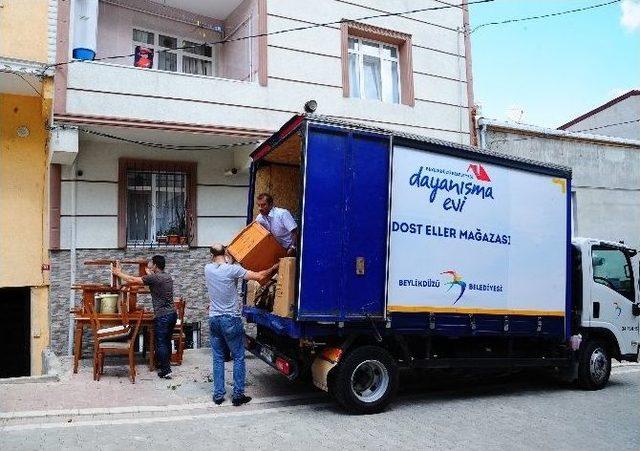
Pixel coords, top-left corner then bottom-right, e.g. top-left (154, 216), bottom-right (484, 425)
top-left (573, 238), bottom-right (640, 369)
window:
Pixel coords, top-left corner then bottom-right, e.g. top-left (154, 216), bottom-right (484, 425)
top-left (341, 22), bottom-right (414, 106)
top-left (118, 159), bottom-right (197, 248)
top-left (132, 28), bottom-right (214, 76)
top-left (348, 37), bottom-right (399, 103)
top-left (592, 247), bottom-right (635, 301)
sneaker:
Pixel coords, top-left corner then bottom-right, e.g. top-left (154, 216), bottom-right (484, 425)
top-left (213, 396), bottom-right (224, 405)
top-left (157, 369), bottom-right (172, 379)
top-left (232, 395), bottom-right (252, 407)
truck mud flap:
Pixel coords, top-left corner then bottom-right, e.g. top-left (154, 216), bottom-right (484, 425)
top-left (245, 335), bottom-right (299, 380)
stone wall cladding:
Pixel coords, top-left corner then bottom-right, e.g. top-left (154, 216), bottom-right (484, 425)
top-left (49, 248), bottom-right (213, 356)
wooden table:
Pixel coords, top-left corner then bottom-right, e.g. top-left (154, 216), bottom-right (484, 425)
top-left (71, 309), bottom-right (156, 374)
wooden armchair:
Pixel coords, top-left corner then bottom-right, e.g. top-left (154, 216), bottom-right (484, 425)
top-left (171, 298), bottom-right (186, 365)
top-left (88, 299), bottom-right (144, 383)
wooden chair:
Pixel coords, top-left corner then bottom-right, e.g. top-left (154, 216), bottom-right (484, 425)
top-left (170, 298), bottom-right (186, 365)
top-left (88, 299), bottom-right (144, 383)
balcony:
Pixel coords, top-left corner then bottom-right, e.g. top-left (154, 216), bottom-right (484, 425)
top-left (78, 0), bottom-right (262, 83)
top-left (63, 0), bottom-right (290, 129)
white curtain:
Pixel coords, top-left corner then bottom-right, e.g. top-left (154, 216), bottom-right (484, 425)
top-left (363, 55), bottom-right (382, 101)
top-left (349, 53), bottom-right (360, 98)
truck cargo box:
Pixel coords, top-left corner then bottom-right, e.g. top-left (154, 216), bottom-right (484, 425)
top-left (244, 115), bottom-right (571, 339)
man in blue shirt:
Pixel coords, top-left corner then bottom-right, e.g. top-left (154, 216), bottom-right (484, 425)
top-left (205, 243), bottom-right (278, 406)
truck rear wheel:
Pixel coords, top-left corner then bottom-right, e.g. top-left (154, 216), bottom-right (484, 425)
top-left (329, 345), bottom-right (398, 414)
top-left (577, 339), bottom-right (611, 390)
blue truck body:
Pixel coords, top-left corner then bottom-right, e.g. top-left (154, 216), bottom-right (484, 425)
top-left (244, 115), bottom-right (569, 340)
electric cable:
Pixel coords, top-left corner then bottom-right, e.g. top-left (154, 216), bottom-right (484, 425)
top-left (470, 0), bottom-right (621, 34)
top-left (45, 0), bottom-right (495, 70)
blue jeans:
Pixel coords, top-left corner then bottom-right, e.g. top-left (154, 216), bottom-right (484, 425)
top-left (209, 315), bottom-right (245, 399)
top-left (154, 311), bottom-right (177, 374)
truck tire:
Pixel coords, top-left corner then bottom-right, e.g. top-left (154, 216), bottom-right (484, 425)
top-left (329, 345), bottom-right (399, 414)
top-left (577, 339), bottom-right (611, 390)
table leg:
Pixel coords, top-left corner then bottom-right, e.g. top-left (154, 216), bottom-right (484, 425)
top-left (148, 325), bottom-right (156, 371)
top-left (73, 322), bottom-right (84, 374)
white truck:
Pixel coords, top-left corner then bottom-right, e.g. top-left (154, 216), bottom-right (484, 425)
top-left (243, 115), bottom-right (640, 413)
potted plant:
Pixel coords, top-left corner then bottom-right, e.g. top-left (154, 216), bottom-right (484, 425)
top-left (174, 205), bottom-right (188, 246)
top-left (166, 225), bottom-right (180, 245)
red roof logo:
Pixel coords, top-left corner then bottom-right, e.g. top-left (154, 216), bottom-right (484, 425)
top-left (467, 164), bottom-right (491, 182)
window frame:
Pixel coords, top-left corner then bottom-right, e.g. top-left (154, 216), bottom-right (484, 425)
top-left (118, 158), bottom-right (197, 248)
top-left (348, 37), bottom-right (401, 103)
top-left (341, 21), bottom-right (414, 107)
top-left (132, 27), bottom-right (216, 77)
top-left (591, 246), bottom-right (636, 302)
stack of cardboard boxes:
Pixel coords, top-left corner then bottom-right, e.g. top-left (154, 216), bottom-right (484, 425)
top-left (228, 222), bottom-right (296, 319)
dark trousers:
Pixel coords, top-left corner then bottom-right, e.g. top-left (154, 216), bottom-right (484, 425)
top-left (154, 311), bottom-right (178, 373)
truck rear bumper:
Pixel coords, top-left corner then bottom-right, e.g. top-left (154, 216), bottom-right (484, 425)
top-left (245, 334), bottom-right (300, 380)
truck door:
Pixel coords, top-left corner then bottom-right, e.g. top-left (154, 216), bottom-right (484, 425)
top-left (298, 126), bottom-right (389, 321)
top-left (589, 245), bottom-right (639, 358)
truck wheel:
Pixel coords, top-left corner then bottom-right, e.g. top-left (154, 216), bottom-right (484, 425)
top-left (577, 340), bottom-right (611, 390)
top-left (329, 345), bottom-right (398, 414)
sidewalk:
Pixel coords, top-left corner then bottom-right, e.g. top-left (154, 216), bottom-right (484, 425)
top-left (0, 349), bottom-right (316, 416)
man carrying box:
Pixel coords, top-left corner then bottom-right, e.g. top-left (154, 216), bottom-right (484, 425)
top-left (255, 193), bottom-right (298, 256)
top-left (205, 243), bottom-right (278, 406)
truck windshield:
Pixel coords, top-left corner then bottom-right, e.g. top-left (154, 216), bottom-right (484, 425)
top-left (592, 247), bottom-right (635, 302)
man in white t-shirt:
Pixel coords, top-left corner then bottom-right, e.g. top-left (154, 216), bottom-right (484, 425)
top-left (255, 193), bottom-right (298, 256)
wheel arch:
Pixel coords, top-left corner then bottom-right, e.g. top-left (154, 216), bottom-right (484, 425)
top-left (581, 327), bottom-right (621, 360)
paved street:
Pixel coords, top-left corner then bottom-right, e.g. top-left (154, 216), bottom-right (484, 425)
top-left (1, 356), bottom-right (638, 450)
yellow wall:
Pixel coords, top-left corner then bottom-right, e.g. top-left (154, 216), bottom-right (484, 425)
top-left (0, 0), bottom-right (50, 63)
top-left (0, 94), bottom-right (49, 287)
top-left (0, 0), bottom-right (53, 376)
top-left (30, 286), bottom-right (50, 375)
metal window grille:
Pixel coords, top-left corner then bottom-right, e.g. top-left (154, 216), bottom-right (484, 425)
top-left (126, 168), bottom-right (190, 247)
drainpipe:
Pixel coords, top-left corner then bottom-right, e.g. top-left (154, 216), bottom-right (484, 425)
top-left (462, 0), bottom-right (477, 146)
top-left (67, 161), bottom-right (77, 355)
top-left (478, 120), bottom-right (488, 150)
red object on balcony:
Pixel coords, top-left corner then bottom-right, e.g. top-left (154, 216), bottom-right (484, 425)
top-left (134, 46), bottom-right (153, 69)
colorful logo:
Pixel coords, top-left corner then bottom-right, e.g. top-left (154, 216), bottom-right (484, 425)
top-left (467, 164), bottom-right (491, 182)
top-left (613, 302), bottom-right (622, 317)
top-left (441, 270), bottom-right (466, 304)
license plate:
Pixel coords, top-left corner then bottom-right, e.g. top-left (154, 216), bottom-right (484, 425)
top-left (260, 347), bottom-right (274, 362)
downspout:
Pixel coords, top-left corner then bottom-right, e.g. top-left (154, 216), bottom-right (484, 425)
top-left (478, 119), bottom-right (488, 149)
top-left (67, 162), bottom-right (77, 355)
top-left (462, 0), bottom-right (477, 146)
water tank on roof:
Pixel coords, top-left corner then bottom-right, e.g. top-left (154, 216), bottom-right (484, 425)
top-left (72, 0), bottom-right (99, 60)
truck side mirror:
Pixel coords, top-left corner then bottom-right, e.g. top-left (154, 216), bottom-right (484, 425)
top-left (633, 303), bottom-right (640, 317)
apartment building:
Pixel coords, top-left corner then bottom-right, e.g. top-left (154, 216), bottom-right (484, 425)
top-left (49, 0), bottom-right (475, 354)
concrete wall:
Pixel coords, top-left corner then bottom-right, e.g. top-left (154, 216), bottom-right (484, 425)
top-left (96, 1), bottom-right (222, 73)
top-left (220, 0), bottom-right (259, 81)
top-left (0, 93), bottom-right (52, 375)
top-left (563, 95), bottom-right (640, 141)
top-left (59, 139), bottom-right (251, 249)
top-left (0, 0), bottom-right (50, 62)
top-left (63, 0), bottom-right (471, 142)
top-left (484, 127), bottom-right (640, 250)
top-left (0, 94), bottom-right (50, 287)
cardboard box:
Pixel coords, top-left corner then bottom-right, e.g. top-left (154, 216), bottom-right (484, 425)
top-left (245, 281), bottom-right (260, 307)
top-left (272, 257), bottom-right (296, 318)
top-left (227, 221), bottom-right (286, 272)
